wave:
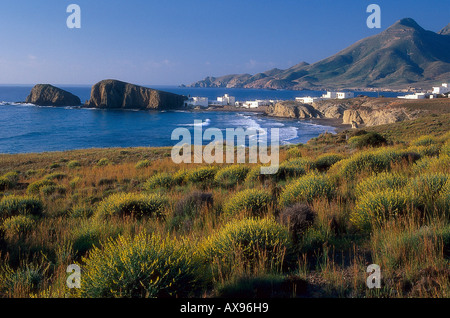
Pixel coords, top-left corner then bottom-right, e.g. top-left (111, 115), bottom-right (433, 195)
top-left (178, 118), bottom-right (211, 127)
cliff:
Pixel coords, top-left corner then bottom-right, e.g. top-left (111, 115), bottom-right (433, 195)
top-left (87, 80), bottom-right (187, 109)
top-left (25, 84), bottom-right (81, 106)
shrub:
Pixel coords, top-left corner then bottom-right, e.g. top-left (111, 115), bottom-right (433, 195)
top-left (438, 181), bottom-right (450, 212)
top-left (355, 172), bottom-right (408, 198)
top-left (348, 132), bottom-right (387, 149)
top-left (27, 179), bottom-right (56, 195)
top-left (144, 172), bottom-right (174, 190)
top-left (214, 165), bottom-right (250, 188)
top-left (172, 169), bottom-right (188, 185)
top-left (407, 145), bottom-right (441, 157)
top-left (352, 188), bottom-right (416, 231)
top-left (276, 158), bottom-right (314, 180)
top-left (280, 172), bottom-right (334, 207)
top-left (95, 193), bottom-right (168, 219)
top-left (44, 172), bottom-right (67, 181)
top-left (330, 148), bottom-right (420, 178)
top-left (411, 135), bottom-right (438, 147)
top-left (69, 176), bottom-right (81, 189)
top-left (407, 173), bottom-right (449, 208)
top-left (69, 204), bottom-right (94, 218)
top-left (185, 166), bottom-right (219, 185)
top-left (170, 191), bottom-right (213, 231)
top-left (67, 160), bottom-right (81, 169)
top-left (96, 158), bottom-right (111, 166)
top-left (79, 232), bottom-right (205, 298)
top-left (0, 171), bottom-right (19, 190)
top-left (71, 220), bottom-right (122, 257)
top-left (0, 263), bottom-right (47, 295)
top-left (40, 185), bottom-right (66, 197)
top-left (285, 147), bottom-right (303, 159)
top-left (278, 203), bottom-right (316, 243)
top-left (224, 189), bottom-right (271, 216)
top-left (441, 140), bottom-right (450, 157)
top-left (0, 195), bottom-right (43, 218)
top-left (135, 160), bottom-right (151, 169)
top-left (1, 215), bottom-right (35, 236)
top-left (200, 218), bottom-right (292, 277)
top-left (412, 155), bottom-right (450, 174)
top-left (314, 153), bottom-right (344, 171)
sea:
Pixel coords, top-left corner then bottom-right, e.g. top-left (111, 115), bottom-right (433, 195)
top-left (0, 85), bottom-right (402, 154)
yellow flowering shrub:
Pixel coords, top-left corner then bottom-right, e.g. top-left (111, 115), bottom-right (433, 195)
top-left (223, 189), bottom-right (271, 216)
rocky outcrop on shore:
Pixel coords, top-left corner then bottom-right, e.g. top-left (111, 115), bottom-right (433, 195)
top-left (25, 84), bottom-right (81, 106)
top-left (266, 97), bottom-right (414, 127)
top-left (266, 101), bottom-right (322, 119)
top-left (86, 80), bottom-right (187, 110)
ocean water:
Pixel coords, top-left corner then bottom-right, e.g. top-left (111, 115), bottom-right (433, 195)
top-left (0, 85), bottom-right (401, 154)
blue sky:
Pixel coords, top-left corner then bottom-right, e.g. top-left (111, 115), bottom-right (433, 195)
top-left (0, 0), bottom-right (448, 85)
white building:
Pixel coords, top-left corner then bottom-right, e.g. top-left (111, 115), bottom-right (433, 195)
top-left (432, 83), bottom-right (450, 94)
top-left (397, 93), bottom-right (427, 100)
top-left (321, 91), bottom-right (354, 99)
top-left (216, 94), bottom-right (236, 106)
top-left (242, 100), bottom-right (271, 108)
top-left (295, 96), bottom-right (323, 104)
top-left (336, 92), bottom-right (354, 99)
top-left (184, 96), bottom-right (208, 108)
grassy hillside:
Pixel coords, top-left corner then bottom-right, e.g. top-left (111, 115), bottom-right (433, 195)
top-left (0, 116), bottom-right (449, 298)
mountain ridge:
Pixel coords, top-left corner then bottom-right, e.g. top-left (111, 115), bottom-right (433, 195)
top-left (188, 18), bottom-right (450, 90)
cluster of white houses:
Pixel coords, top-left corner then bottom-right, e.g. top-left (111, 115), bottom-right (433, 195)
top-left (295, 91), bottom-right (355, 104)
top-left (184, 94), bottom-right (279, 109)
top-left (184, 83), bottom-right (450, 109)
top-left (397, 83), bottom-right (450, 99)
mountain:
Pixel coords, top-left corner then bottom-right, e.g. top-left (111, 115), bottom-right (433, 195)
top-left (189, 18), bottom-right (450, 90)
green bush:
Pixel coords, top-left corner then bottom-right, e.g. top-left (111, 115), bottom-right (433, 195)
top-left (329, 148), bottom-right (420, 178)
top-left (69, 204), bottom-right (94, 218)
top-left (0, 263), bottom-right (47, 295)
top-left (79, 232), bottom-right (205, 298)
top-left (1, 215), bottom-right (36, 236)
top-left (95, 193), bottom-right (168, 219)
top-left (67, 160), bottom-right (81, 169)
top-left (355, 172), bottom-right (408, 198)
top-left (224, 189), bottom-right (271, 216)
top-left (200, 218), bottom-right (292, 277)
top-left (0, 171), bottom-right (19, 190)
top-left (276, 158), bottom-right (314, 180)
top-left (27, 179), bottom-right (56, 195)
top-left (285, 147), bottom-right (303, 159)
top-left (71, 220), bottom-right (122, 257)
top-left (280, 172), bottom-right (334, 207)
top-left (411, 135), bottom-right (438, 147)
top-left (348, 132), bottom-right (387, 149)
top-left (214, 165), bottom-right (250, 188)
top-left (407, 172), bottom-right (449, 208)
top-left (314, 153), bottom-right (344, 171)
top-left (438, 181), bottom-right (450, 212)
top-left (172, 169), bottom-right (188, 185)
top-left (96, 158), bottom-right (111, 166)
top-left (412, 155), bottom-right (450, 174)
top-left (0, 195), bottom-right (43, 218)
top-left (135, 160), bottom-right (151, 169)
top-left (441, 140), bottom-right (450, 157)
top-left (44, 172), bottom-right (67, 181)
top-left (144, 172), bottom-right (174, 190)
top-left (40, 185), bottom-right (66, 197)
top-left (352, 188), bottom-right (417, 231)
top-left (407, 144), bottom-right (441, 157)
top-left (185, 166), bottom-right (219, 184)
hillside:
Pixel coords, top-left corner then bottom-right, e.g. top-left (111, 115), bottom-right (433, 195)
top-left (189, 18), bottom-right (450, 90)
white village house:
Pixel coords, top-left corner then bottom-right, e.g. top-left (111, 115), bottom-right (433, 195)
top-left (295, 97), bottom-right (323, 104)
top-left (432, 83), bottom-right (450, 95)
top-left (216, 94), bottom-right (236, 106)
top-left (184, 96), bottom-right (208, 108)
top-left (321, 91), bottom-right (354, 99)
top-left (397, 93), bottom-right (427, 100)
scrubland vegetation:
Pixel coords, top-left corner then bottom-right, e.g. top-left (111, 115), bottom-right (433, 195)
top-left (0, 115), bottom-right (448, 298)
